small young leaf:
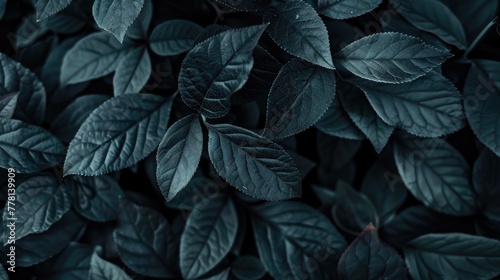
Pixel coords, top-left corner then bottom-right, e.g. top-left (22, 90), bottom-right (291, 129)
top-left (92, 0), bottom-right (145, 42)
top-left (358, 71), bottom-right (465, 137)
top-left (0, 92), bottom-right (19, 119)
top-left (207, 123), bottom-right (301, 201)
top-left (64, 94), bottom-right (172, 176)
top-left (113, 200), bottom-right (174, 278)
top-left (264, 59), bottom-right (336, 139)
top-left (157, 114), bottom-right (203, 202)
top-left (473, 149), bottom-right (500, 222)
top-left (180, 193), bottom-right (238, 279)
top-left (308, 0), bottom-right (383, 20)
top-left (215, 0), bottom-right (270, 11)
top-left (179, 24), bottom-right (267, 118)
top-left (34, 0), bottom-right (73, 21)
top-left (0, 118), bottom-right (65, 173)
top-left (113, 46), bottom-right (151, 95)
top-left (405, 233), bottom-right (500, 280)
top-left (263, 0), bottom-right (334, 69)
top-left (334, 32), bottom-right (450, 83)
top-left (89, 247), bottom-right (132, 280)
top-left (338, 225), bottom-right (407, 280)
top-left (389, 0), bottom-right (468, 49)
top-left (394, 135), bottom-right (476, 216)
top-left (149, 20), bottom-right (204, 56)
top-left (251, 202), bottom-right (346, 279)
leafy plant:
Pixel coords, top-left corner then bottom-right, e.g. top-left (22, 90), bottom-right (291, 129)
top-left (0, 0), bottom-right (499, 279)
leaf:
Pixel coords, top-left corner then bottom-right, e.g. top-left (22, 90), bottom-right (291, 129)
top-left (179, 24), bottom-right (267, 119)
top-left (149, 20), bottom-right (204, 56)
top-left (473, 149), bottom-right (500, 222)
top-left (316, 131), bottom-right (362, 169)
top-left (333, 32), bottom-right (450, 83)
top-left (214, 0), bottom-right (270, 11)
top-left (60, 31), bottom-right (133, 86)
top-left (46, 2), bottom-right (88, 35)
top-left (157, 114), bottom-right (203, 202)
top-left (339, 83), bottom-right (394, 152)
top-left (51, 95), bottom-right (110, 143)
top-left (0, 53), bottom-right (46, 124)
top-left (113, 200), bottom-right (174, 278)
top-left (404, 233), bottom-right (500, 280)
top-left (0, 92), bottom-right (19, 119)
top-left (2, 174), bottom-right (71, 242)
top-left (358, 71), bottom-right (465, 137)
top-left (34, 0), bottom-right (73, 21)
top-left (89, 247), bottom-right (132, 280)
top-left (389, 0), bottom-right (468, 49)
top-left (16, 211), bottom-right (86, 267)
top-left (113, 46), bottom-right (151, 95)
top-left (464, 60), bottom-right (500, 157)
top-left (338, 224), bottom-right (407, 280)
top-left (126, 0), bottom-right (152, 40)
top-left (64, 94), bottom-right (172, 176)
top-left (207, 123), bottom-right (301, 201)
top-left (263, 0), bottom-right (334, 69)
top-left (251, 202), bottom-right (346, 279)
top-left (264, 59), bottom-right (336, 139)
top-left (0, 0), bottom-right (6, 20)
top-left (180, 193), bottom-right (238, 279)
top-left (166, 176), bottom-right (219, 210)
top-left (0, 118), bottom-right (66, 173)
top-left (35, 243), bottom-right (92, 280)
top-left (231, 256), bottom-right (266, 280)
top-left (92, 0), bottom-right (145, 42)
top-left (308, 0), bottom-right (383, 19)
top-left (394, 135), bottom-right (476, 216)
top-left (67, 175), bottom-right (124, 222)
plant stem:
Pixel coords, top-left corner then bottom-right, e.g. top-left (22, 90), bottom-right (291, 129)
top-left (464, 17), bottom-right (498, 59)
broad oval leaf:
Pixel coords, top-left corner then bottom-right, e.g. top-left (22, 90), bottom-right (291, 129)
top-left (89, 247), bottom-right (132, 280)
top-left (334, 32), bottom-right (450, 83)
top-left (309, 0), bottom-right (383, 20)
top-left (60, 32), bottom-right (133, 86)
top-left (264, 59), bottom-right (336, 139)
top-left (35, 242), bottom-right (93, 280)
top-left (358, 71), bottom-right (465, 137)
top-left (64, 93), bottom-right (172, 176)
top-left (473, 149), bottom-right (500, 222)
top-left (405, 233), bottom-right (500, 280)
top-left (149, 20), bottom-right (204, 56)
top-left (389, 0), bottom-right (468, 49)
top-left (180, 193), bottom-right (238, 279)
top-left (157, 114), bottom-right (203, 202)
top-left (3, 174), bottom-right (71, 242)
top-left (251, 202), bottom-right (346, 279)
top-left (464, 60), bottom-right (500, 157)
top-left (0, 118), bottom-right (65, 173)
top-left (214, 0), bottom-right (270, 11)
top-left (34, 0), bottom-right (73, 21)
top-left (338, 224), bottom-right (407, 280)
top-left (394, 135), bottom-right (476, 216)
top-left (92, 0), bottom-right (145, 42)
top-left (263, 0), bottom-right (334, 69)
top-left (179, 24), bottom-right (267, 119)
top-left (207, 123), bottom-right (301, 201)
top-left (113, 46), bottom-right (151, 95)
top-left (0, 92), bottom-right (19, 119)
top-left (113, 199), bottom-right (174, 278)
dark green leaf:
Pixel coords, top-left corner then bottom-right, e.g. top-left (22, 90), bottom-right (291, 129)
top-left (157, 114), bottom-right (203, 202)
top-left (0, 0), bottom-right (6, 20)
top-left (0, 118), bottom-right (65, 173)
top-left (113, 199), bottom-right (174, 278)
top-left (207, 123), bottom-right (301, 201)
top-left (389, 0), bottom-right (468, 49)
top-left (46, 2), bottom-right (88, 35)
top-left (89, 247), bottom-right (132, 280)
top-left (308, 0), bottom-right (383, 19)
top-left (36, 243), bottom-right (92, 280)
top-left (3, 174), bottom-right (71, 242)
top-left (64, 94), bottom-right (172, 176)
top-left (179, 24), bottom-right (267, 118)
top-left (263, 0), bottom-right (334, 69)
top-left (231, 256), bottom-right (266, 280)
top-left (358, 71), bottom-right (465, 137)
top-left (113, 46), bottom-right (151, 95)
top-left (215, 0), bottom-right (270, 11)
top-left (166, 176), bottom-right (219, 210)
top-left (473, 149), bottom-right (500, 222)
top-left (149, 20), bottom-right (204, 56)
top-left (264, 59), bottom-right (335, 139)
top-left (338, 224), bottom-right (407, 280)
top-left (0, 92), bottom-right (19, 119)
top-left (34, 0), bottom-right (73, 21)
top-left (126, 0), bottom-right (152, 40)
top-left (180, 193), bottom-right (238, 279)
top-left (92, 0), bottom-right (145, 42)
top-left (334, 32), bottom-right (450, 83)
top-left (405, 233), bottom-right (500, 280)
top-left (251, 202), bottom-right (346, 279)
top-left (394, 135), bottom-right (476, 216)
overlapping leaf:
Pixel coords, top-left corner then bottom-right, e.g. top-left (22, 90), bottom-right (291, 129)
top-left (34, 0), bottom-right (73, 21)
top-left (113, 46), bottom-right (151, 95)
top-left (92, 0), bottom-right (145, 42)
top-left (149, 20), bottom-right (204, 56)
top-left (308, 0), bottom-right (383, 19)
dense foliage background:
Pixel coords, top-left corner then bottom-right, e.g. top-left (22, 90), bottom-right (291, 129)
top-left (0, 0), bottom-right (499, 279)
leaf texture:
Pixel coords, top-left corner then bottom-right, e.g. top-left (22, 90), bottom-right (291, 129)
top-left (92, 0), bottom-right (145, 42)
top-left (309, 0), bottom-right (383, 19)
top-left (149, 20), bottom-right (204, 56)
top-left (113, 46), bottom-right (151, 95)
top-left (34, 0), bottom-right (73, 21)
